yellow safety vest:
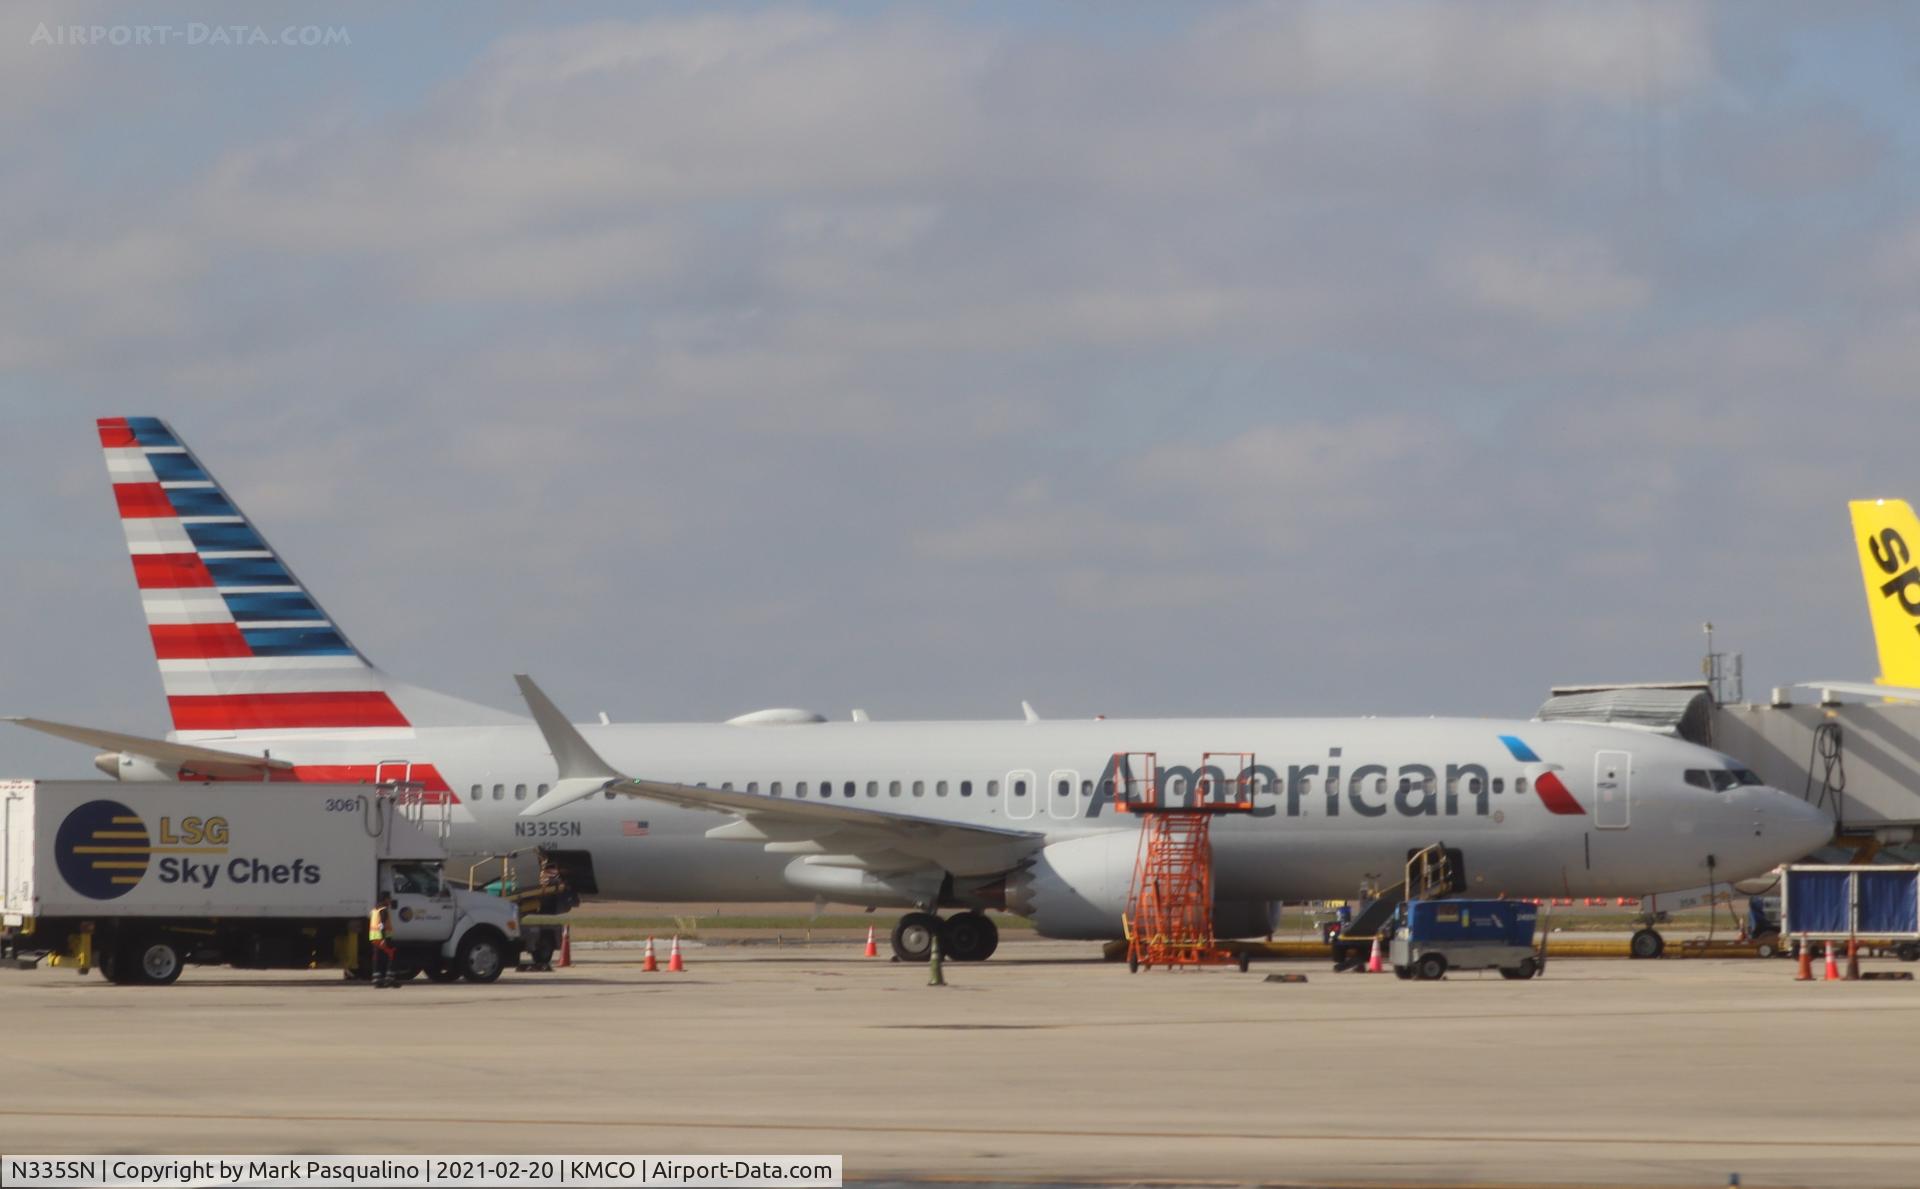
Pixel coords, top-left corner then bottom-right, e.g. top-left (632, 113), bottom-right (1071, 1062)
top-left (368, 906), bottom-right (389, 942)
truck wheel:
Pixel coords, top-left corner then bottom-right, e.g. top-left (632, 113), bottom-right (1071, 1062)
top-left (1499, 957), bottom-right (1538, 980)
top-left (1415, 953), bottom-right (1447, 981)
top-left (456, 931), bottom-right (506, 984)
top-left (425, 964), bottom-right (462, 984)
top-left (1755, 940), bottom-right (1778, 960)
top-left (1629, 929), bottom-right (1665, 960)
top-left (1896, 942), bottom-right (1920, 963)
top-left (135, 938), bottom-right (184, 986)
top-left (98, 944), bottom-right (131, 985)
top-left (1393, 965), bottom-right (1413, 980)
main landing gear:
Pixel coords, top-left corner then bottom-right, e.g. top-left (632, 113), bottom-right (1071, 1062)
top-left (890, 911), bottom-right (999, 963)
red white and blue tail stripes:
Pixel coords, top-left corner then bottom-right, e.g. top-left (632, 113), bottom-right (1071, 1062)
top-left (99, 416), bottom-right (410, 735)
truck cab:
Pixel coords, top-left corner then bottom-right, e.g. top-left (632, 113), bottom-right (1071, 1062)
top-left (380, 859), bottom-right (521, 983)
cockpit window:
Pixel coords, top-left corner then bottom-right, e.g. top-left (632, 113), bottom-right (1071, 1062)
top-left (1685, 768), bottom-right (1766, 792)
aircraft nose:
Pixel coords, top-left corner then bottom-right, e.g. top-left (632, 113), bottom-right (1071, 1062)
top-left (1764, 787), bottom-right (1836, 859)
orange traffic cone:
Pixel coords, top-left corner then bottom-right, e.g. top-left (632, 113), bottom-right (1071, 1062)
top-left (1795, 936), bottom-right (1813, 981)
top-left (557, 925), bottom-right (572, 968)
top-left (1366, 935), bottom-right (1384, 973)
top-left (864, 925), bottom-right (878, 958)
top-left (1823, 940), bottom-right (1840, 981)
top-left (642, 935), bottom-right (658, 973)
top-left (1846, 938), bottom-right (1861, 981)
top-left (668, 935), bottom-right (685, 972)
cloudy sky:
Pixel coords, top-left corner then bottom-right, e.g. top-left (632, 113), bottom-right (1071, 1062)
top-left (3, 2), bottom-right (1918, 776)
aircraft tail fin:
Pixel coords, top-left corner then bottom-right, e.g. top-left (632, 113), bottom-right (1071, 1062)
top-left (1849, 498), bottom-right (1920, 690)
top-left (97, 417), bottom-right (512, 735)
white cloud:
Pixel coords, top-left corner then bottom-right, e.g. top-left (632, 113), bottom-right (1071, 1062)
top-left (1439, 237), bottom-right (1649, 325)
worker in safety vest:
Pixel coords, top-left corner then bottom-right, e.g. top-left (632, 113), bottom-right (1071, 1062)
top-left (368, 891), bottom-right (397, 988)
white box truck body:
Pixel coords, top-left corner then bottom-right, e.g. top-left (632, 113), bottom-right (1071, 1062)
top-left (0, 780), bottom-right (520, 985)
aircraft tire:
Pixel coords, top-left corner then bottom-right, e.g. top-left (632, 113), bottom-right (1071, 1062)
top-left (940, 912), bottom-right (998, 962)
top-left (1629, 928), bottom-right (1665, 960)
top-left (891, 912), bottom-right (941, 962)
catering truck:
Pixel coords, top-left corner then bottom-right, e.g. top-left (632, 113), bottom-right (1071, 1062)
top-left (0, 780), bottom-right (520, 985)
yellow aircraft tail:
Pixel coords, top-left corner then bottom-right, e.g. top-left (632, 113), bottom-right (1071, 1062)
top-left (1849, 498), bottom-right (1920, 688)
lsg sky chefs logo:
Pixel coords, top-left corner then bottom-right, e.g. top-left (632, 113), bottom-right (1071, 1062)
top-left (54, 800), bottom-right (249, 900)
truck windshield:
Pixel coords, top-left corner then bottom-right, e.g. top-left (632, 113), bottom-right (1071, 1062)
top-left (390, 864), bottom-right (444, 896)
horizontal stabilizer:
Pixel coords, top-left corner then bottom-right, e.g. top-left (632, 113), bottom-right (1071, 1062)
top-left (5, 716), bottom-right (293, 778)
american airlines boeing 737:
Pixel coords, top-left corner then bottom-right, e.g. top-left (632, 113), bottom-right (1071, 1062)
top-left (9, 417), bottom-right (1833, 961)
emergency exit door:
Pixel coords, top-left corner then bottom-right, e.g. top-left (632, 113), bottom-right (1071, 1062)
top-left (1594, 750), bottom-right (1630, 829)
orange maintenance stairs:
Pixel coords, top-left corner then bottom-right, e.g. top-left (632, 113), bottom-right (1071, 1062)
top-left (1115, 751), bottom-right (1258, 972)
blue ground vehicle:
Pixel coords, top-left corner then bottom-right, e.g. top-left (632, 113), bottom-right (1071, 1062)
top-left (1387, 899), bottom-right (1542, 981)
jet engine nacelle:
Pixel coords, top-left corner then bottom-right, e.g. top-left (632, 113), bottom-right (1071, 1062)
top-left (95, 751), bottom-right (179, 782)
top-left (1004, 833), bottom-right (1281, 941)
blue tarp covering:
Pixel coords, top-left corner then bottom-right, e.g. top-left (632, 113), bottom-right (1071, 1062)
top-left (1785, 870), bottom-right (1851, 935)
top-left (1856, 870), bottom-right (1920, 935)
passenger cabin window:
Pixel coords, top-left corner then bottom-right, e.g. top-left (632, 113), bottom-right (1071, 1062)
top-left (961, 781), bottom-right (974, 797)
top-left (1081, 780), bottom-right (1094, 796)
top-left (771, 782), bottom-right (783, 796)
top-left (470, 784), bottom-right (481, 799)
top-left (1056, 779), bottom-right (1070, 797)
top-left (866, 781), bottom-right (878, 798)
top-left (492, 784), bottom-right (504, 801)
top-left (939, 781), bottom-right (951, 797)
top-left (912, 780), bottom-right (925, 797)
top-left (1515, 777), bottom-right (1528, 794)
top-left (843, 781), bottom-right (856, 798)
top-left (1013, 779), bottom-right (1027, 797)
top-left (889, 780), bottom-right (902, 797)
top-left (746, 782), bottom-right (757, 793)
top-left (538, 783), bottom-right (549, 796)
top-left (1491, 778), bottom-right (1504, 794)
top-left (797, 781), bottom-right (810, 797)
top-left (985, 780), bottom-right (998, 797)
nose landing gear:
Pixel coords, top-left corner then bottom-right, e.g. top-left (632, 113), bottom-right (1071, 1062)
top-left (889, 911), bottom-right (1000, 963)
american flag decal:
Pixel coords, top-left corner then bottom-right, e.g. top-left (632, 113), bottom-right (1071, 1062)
top-left (621, 821), bottom-right (650, 836)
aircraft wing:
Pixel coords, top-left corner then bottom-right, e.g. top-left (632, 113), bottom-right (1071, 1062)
top-left (5, 716), bottom-right (294, 778)
top-left (511, 675), bottom-right (1043, 877)
top-left (1795, 681), bottom-right (1920, 703)
top-left (607, 777), bottom-right (1041, 875)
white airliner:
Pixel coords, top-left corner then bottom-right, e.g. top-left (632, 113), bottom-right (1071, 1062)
top-left (8, 417), bottom-right (1834, 961)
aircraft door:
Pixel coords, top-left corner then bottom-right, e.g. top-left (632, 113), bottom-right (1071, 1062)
top-left (1594, 750), bottom-right (1630, 829)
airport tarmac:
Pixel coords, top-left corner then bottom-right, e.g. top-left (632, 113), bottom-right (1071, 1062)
top-left (3, 940), bottom-right (1917, 1188)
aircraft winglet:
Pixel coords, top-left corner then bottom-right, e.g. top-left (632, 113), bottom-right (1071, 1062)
top-left (513, 674), bottom-right (621, 816)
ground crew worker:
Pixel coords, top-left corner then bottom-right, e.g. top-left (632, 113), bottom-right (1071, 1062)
top-left (369, 891), bottom-right (397, 988)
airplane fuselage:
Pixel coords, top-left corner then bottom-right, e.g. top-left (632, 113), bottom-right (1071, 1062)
top-left (176, 714), bottom-right (1826, 917)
